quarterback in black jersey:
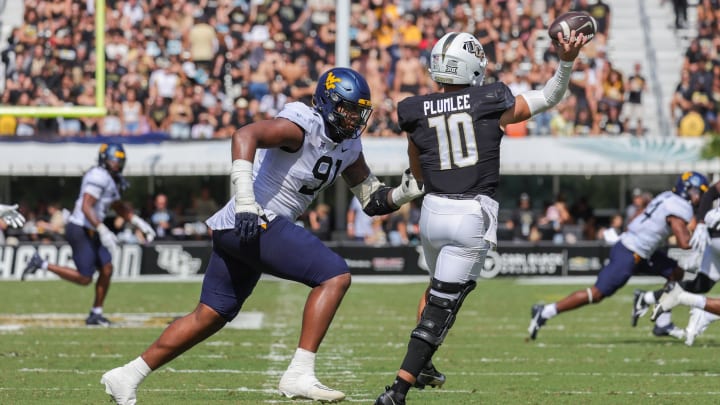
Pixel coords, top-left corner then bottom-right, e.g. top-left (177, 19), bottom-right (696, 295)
top-left (375, 30), bottom-right (589, 405)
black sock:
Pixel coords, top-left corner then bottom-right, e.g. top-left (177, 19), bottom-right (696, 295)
top-left (391, 376), bottom-right (412, 397)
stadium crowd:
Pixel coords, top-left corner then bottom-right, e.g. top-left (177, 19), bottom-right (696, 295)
top-left (671, 0), bottom-right (720, 136)
top-left (0, 0), bottom-right (677, 139)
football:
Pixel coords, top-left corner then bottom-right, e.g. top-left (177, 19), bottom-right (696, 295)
top-left (548, 11), bottom-right (597, 45)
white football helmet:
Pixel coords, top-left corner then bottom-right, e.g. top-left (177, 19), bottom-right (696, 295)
top-left (430, 32), bottom-right (488, 86)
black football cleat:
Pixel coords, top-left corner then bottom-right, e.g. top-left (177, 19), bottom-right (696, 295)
top-left (652, 322), bottom-right (685, 339)
top-left (631, 289), bottom-right (649, 327)
top-left (528, 304), bottom-right (547, 340)
top-left (21, 252), bottom-right (45, 281)
top-left (375, 387), bottom-right (406, 405)
top-left (414, 364), bottom-right (446, 389)
top-left (86, 312), bottom-right (112, 327)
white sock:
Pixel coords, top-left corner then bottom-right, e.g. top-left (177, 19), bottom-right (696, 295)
top-left (92, 307), bottom-right (103, 315)
top-left (706, 311), bottom-right (720, 322)
top-left (679, 292), bottom-right (706, 309)
top-left (126, 356), bottom-right (152, 384)
top-left (541, 303), bottom-right (558, 319)
top-left (654, 311), bottom-right (672, 328)
top-left (643, 291), bottom-right (656, 305)
top-left (40, 260), bottom-right (48, 270)
top-left (287, 348), bottom-right (316, 375)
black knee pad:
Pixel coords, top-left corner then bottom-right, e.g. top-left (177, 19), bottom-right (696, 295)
top-left (681, 273), bottom-right (716, 294)
top-left (410, 279), bottom-right (476, 347)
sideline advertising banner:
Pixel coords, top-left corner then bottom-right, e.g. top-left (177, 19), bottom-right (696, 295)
top-left (0, 242), bottom-right (689, 281)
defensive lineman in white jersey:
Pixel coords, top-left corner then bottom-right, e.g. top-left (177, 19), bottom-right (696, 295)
top-left (640, 179), bottom-right (720, 345)
top-left (101, 67), bottom-right (424, 404)
top-left (207, 102), bottom-right (363, 227)
top-left (22, 143), bottom-right (156, 326)
top-left (528, 171), bottom-right (708, 340)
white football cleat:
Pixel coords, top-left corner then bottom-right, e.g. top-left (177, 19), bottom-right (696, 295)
top-left (278, 371), bottom-right (345, 403)
top-left (101, 366), bottom-right (138, 405)
top-left (651, 282), bottom-right (684, 321)
top-left (685, 307), bottom-right (720, 346)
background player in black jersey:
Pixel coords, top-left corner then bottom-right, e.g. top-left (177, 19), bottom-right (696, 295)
top-left (375, 30), bottom-right (589, 405)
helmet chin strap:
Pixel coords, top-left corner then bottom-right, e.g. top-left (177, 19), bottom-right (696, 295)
top-left (324, 125), bottom-right (344, 143)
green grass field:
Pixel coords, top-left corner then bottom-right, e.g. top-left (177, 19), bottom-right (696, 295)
top-left (1, 278), bottom-right (719, 404)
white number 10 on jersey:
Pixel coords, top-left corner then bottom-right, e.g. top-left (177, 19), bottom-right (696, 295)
top-left (428, 112), bottom-right (478, 170)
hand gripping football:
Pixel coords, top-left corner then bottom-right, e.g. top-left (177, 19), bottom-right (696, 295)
top-left (548, 11), bottom-right (597, 45)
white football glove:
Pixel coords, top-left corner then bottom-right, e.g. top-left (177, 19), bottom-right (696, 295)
top-left (391, 169), bottom-right (425, 207)
top-left (97, 223), bottom-right (119, 251)
top-left (678, 249), bottom-right (702, 273)
top-left (130, 215), bottom-right (156, 243)
top-left (705, 209), bottom-right (720, 230)
top-left (0, 204), bottom-right (26, 228)
top-left (690, 223), bottom-right (710, 251)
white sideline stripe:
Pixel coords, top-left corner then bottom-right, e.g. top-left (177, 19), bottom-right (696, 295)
top-left (0, 312), bottom-right (263, 330)
top-left (515, 276), bottom-right (666, 285)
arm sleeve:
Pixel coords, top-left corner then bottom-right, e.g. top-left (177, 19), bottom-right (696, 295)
top-left (696, 185), bottom-right (720, 222)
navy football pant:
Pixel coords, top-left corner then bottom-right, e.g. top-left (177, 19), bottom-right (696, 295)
top-left (65, 222), bottom-right (112, 278)
top-left (200, 216), bottom-right (349, 321)
top-left (594, 241), bottom-right (677, 297)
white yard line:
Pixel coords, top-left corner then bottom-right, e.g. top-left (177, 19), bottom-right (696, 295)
top-left (0, 312), bottom-right (263, 329)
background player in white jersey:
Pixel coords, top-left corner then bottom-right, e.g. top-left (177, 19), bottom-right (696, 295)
top-left (101, 67), bottom-right (424, 404)
top-left (639, 179), bottom-right (720, 345)
top-left (0, 203), bottom-right (26, 229)
top-left (528, 171), bottom-right (709, 342)
top-left (21, 143), bottom-right (156, 326)
top-left (375, 30), bottom-right (589, 405)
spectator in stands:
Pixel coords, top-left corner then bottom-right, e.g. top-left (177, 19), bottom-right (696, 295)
top-left (667, 0), bottom-right (689, 29)
top-left (671, 70), bottom-right (694, 129)
top-left (121, 88), bottom-right (143, 135)
top-left (506, 192), bottom-right (540, 242)
top-left (539, 193), bottom-right (573, 243)
top-left (599, 104), bottom-right (625, 135)
top-left (689, 77), bottom-right (715, 132)
top-left (568, 56), bottom-right (598, 123)
top-left (190, 112), bottom-right (216, 139)
top-left (192, 185), bottom-right (219, 221)
top-left (392, 42), bottom-right (427, 103)
top-left (578, 0), bottom-right (611, 44)
top-left (150, 193), bottom-right (174, 240)
top-left (598, 213), bottom-right (624, 244)
top-left (146, 95), bottom-right (170, 132)
top-left (384, 204), bottom-right (410, 246)
top-left (347, 196), bottom-right (374, 243)
top-left (624, 62), bottom-right (647, 136)
top-left (188, 14), bottom-right (217, 73)
top-left (574, 106), bottom-right (595, 136)
top-left (550, 103), bottom-right (575, 136)
top-left (167, 87), bottom-right (193, 139)
top-left (35, 202), bottom-right (66, 241)
top-left (624, 188), bottom-right (651, 226)
top-left (308, 203), bottom-right (333, 241)
top-left (258, 79), bottom-right (288, 119)
top-left (599, 67), bottom-right (625, 116)
top-left (287, 56), bottom-right (315, 105)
